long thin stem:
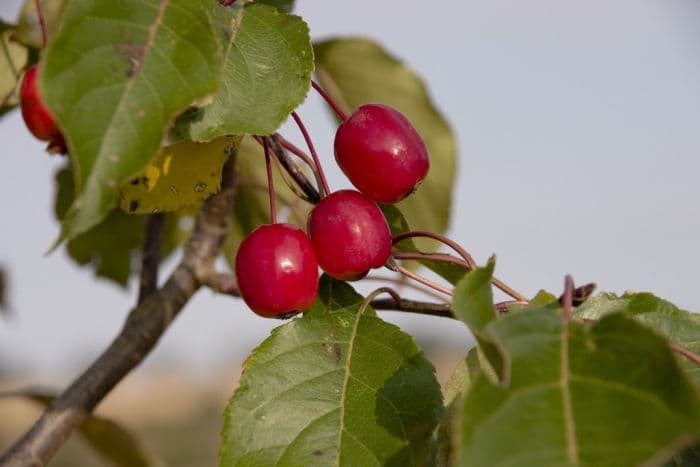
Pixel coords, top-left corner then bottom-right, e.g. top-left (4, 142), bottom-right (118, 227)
top-left (364, 273), bottom-right (450, 302)
top-left (393, 230), bottom-right (478, 270)
top-left (263, 137), bottom-right (277, 224)
top-left (371, 297), bottom-right (453, 319)
top-left (392, 248), bottom-right (529, 302)
top-left (311, 80), bottom-right (348, 121)
top-left (394, 264), bottom-right (453, 297)
top-left (392, 251), bottom-right (466, 268)
top-left (34, 0), bottom-right (47, 48)
top-left (291, 111), bottom-right (331, 197)
top-left (358, 287), bottom-right (401, 315)
top-left (271, 134), bottom-right (315, 168)
top-left (266, 136), bottom-right (321, 204)
top-left (670, 343), bottom-right (700, 366)
top-left (562, 275), bottom-right (574, 321)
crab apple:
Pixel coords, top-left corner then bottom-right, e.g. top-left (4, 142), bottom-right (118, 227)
top-left (307, 189), bottom-right (392, 281)
top-left (334, 103), bottom-right (430, 204)
top-left (19, 65), bottom-right (61, 142)
top-left (235, 224), bottom-right (319, 318)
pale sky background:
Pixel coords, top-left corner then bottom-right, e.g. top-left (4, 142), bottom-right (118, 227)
top-left (1, 0), bottom-right (699, 384)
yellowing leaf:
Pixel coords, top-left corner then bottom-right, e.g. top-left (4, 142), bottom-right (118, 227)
top-left (0, 29), bottom-right (28, 106)
top-left (118, 136), bottom-right (238, 215)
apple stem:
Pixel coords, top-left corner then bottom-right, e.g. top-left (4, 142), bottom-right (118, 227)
top-left (562, 275), bottom-right (574, 321)
top-left (272, 134), bottom-right (315, 168)
top-left (364, 273), bottom-right (450, 302)
top-left (392, 231), bottom-right (529, 302)
top-left (291, 111), bottom-right (331, 197)
top-left (272, 133), bottom-right (326, 192)
top-left (262, 137), bottom-right (277, 224)
top-left (34, 0), bottom-right (47, 48)
top-left (358, 287), bottom-right (402, 315)
top-left (311, 80), bottom-right (348, 121)
top-left (391, 263), bottom-right (453, 297)
top-left (393, 230), bottom-right (478, 269)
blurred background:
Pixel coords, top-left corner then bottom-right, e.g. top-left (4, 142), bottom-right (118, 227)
top-left (2, 0), bottom-right (700, 465)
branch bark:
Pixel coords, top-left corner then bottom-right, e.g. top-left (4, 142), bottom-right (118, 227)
top-left (137, 213), bottom-right (164, 305)
top-left (0, 150), bottom-right (239, 467)
top-left (371, 297), bottom-right (453, 318)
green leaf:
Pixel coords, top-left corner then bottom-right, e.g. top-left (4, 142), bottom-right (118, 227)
top-left (451, 258), bottom-right (508, 382)
top-left (574, 292), bottom-right (700, 386)
top-left (0, 26), bottom-right (28, 107)
top-left (14, 0), bottom-right (68, 49)
top-left (256, 0), bottom-right (294, 12)
top-left (382, 204), bottom-right (468, 285)
top-left (118, 136), bottom-right (238, 214)
top-left (434, 355), bottom-right (471, 467)
top-left (3, 389), bottom-right (158, 466)
top-left (456, 309), bottom-right (700, 467)
top-left (223, 136), bottom-right (310, 270)
top-left (41, 0), bottom-right (224, 240)
top-left (314, 38), bottom-right (457, 246)
top-left (221, 281), bottom-right (443, 466)
top-left (307, 275), bottom-right (378, 317)
top-left (55, 166), bottom-right (187, 286)
top-left (178, 4), bottom-right (313, 141)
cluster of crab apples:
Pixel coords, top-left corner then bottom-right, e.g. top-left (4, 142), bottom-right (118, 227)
top-left (236, 102), bottom-right (430, 317)
top-left (16, 65), bottom-right (429, 319)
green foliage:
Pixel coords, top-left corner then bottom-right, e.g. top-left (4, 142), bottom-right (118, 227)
top-left (220, 277), bottom-right (443, 466)
top-left (257, 0), bottom-right (295, 13)
top-left (445, 264), bottom-right (700, 466)
top-left (451, 259), bottom-right (508, 382)
top-left (5, 2), bottom-right (699, 465)
top-left (41, 0), bottom-right (224, 240)
top-left (574, 292), bottom-right (700, 385)
top-left (178, 3), bottom-right (313, 141)
top-left (454, 308), bottom-right (700, 467)
top-left (314, 38), bottom-right (457, 246)
top-left (55, 167), bottom-right (187, 286)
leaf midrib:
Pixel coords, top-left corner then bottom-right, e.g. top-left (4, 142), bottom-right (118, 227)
top-left (73, 0), bottom-right (169, 218)
top-left (560, 320), bottom-right (579, 465)
top-left (335, 309), bottom-right (363, 466)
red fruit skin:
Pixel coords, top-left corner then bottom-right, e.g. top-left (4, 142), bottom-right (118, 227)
top-left (334, 103), bottom-right (430, 204)
top-left (235, 224), bottom-right (319, 317)
top-left (307, 190), bottom-right (392, 281)
top-left (19, 65), bottom-right (60, 142)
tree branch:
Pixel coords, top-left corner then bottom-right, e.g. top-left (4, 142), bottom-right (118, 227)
top-left (0, 150), bottom-right (239, 467)
top-left (371, 297), bottom-right (454, 318)
top-left (137, 213), bottom-right (164, 305)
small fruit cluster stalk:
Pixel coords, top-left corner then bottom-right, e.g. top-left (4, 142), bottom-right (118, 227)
top-left (18, 0), bottom-right (66, 154)
top-left (234, 80), bottom-right (485, 319)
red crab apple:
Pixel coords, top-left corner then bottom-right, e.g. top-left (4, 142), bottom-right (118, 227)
top-left (19, 65), bottom-right (61, 143)
top-left (334, 103), bottom-right (430, 204)
top-left (307, 189), bottom-right (392, 281)
top-left (235, 224), bottom-right (319, 317)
